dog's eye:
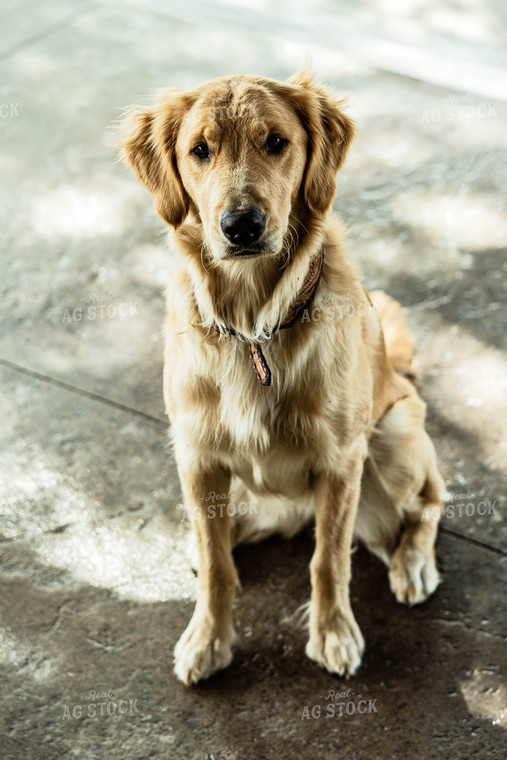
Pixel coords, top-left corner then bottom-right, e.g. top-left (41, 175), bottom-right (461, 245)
top-left (191, 143), bottom-right (210, 160)
top-left (265, 135), bottom-right (288, 155)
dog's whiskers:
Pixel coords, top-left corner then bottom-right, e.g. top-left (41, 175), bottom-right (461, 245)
top-left (200, 241), bottom-right (216, 274)
top-left (279, 222), bottom-right (299, 270)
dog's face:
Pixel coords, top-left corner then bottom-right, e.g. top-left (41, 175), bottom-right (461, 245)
top-left (175, 83), bottom-right (307, 260)
top-left (120, 73), bottom-right (355, 263)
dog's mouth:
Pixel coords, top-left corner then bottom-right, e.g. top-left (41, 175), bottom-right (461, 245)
top-left (228, 250), bottom-right (262, 259)
top-left (223, 243), bottom-right (276, 260)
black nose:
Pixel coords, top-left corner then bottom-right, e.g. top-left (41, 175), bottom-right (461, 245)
top-left (220, 207), bottom-right (266, 246)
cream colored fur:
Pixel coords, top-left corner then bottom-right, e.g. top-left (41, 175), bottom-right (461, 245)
top-left (119, 72), bottom-right (445, 686)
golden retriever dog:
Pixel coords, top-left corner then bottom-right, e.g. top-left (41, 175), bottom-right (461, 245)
top-left (119, 72), bottom-right (444, 686)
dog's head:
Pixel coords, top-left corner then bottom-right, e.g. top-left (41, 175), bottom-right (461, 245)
top-left (119, 72), bottom-right (355, 262)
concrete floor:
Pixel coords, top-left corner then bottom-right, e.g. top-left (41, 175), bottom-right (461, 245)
top-left (0, 1), bottom-right (506, 758)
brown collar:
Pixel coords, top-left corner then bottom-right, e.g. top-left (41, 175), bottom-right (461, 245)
top-left (212, 248), bottom-right (324, 386)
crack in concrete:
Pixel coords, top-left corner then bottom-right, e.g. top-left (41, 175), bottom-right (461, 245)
top-left (439, 526), bottom-right (505, 556)
top-left (0, 357), bottom-right (169, 429)
top-left (85, 638), bottom-right (130, 653)
top-left (432, 617), bottom-right (506, 642)
top-left (41, 601), bottom-right (74, 641)
top-left (0, 1), bottom-right (101, 64)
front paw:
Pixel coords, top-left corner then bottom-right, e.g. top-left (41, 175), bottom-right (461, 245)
top-left (306, 608), bottom-right (364, 677)
top-left (174, 616), bottom-right (235, 686)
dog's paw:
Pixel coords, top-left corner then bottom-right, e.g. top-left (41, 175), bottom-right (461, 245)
top-left (306, 609), bottom-right (364, 678)
top-left (389, 547), bottom-right (441, 606)
top-left (174, 617), bottom-right (235, 685)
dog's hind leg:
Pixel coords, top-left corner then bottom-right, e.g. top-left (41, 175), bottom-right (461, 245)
top-left (356, 392), bottom-right (445, 605)
top-left (388, 456), bottom-right (444, 606)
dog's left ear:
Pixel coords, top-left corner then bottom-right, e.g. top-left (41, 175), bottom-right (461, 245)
top-left (284, 72), bottom-right (356, 216)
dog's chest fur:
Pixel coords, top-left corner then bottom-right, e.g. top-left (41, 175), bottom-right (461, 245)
top-left (190, 341), bottom-right (327, 497)
top-left (166, 305), bottom-right (371, 499)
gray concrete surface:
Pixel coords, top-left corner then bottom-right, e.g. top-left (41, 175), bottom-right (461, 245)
top-left (0, 1), bottom-right (506, 758)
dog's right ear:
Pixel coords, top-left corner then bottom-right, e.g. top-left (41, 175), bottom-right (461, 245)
top-left (118, 91), bottom-right (192, 227)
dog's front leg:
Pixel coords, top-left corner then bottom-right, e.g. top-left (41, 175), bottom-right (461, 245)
top-left (306, 436), bottom-right (367, 677)
top-left (174, 464), bottom-right (238, 686)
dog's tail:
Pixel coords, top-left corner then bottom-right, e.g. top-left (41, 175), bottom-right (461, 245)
top-left (369, 290), bottom-right (416, 382)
